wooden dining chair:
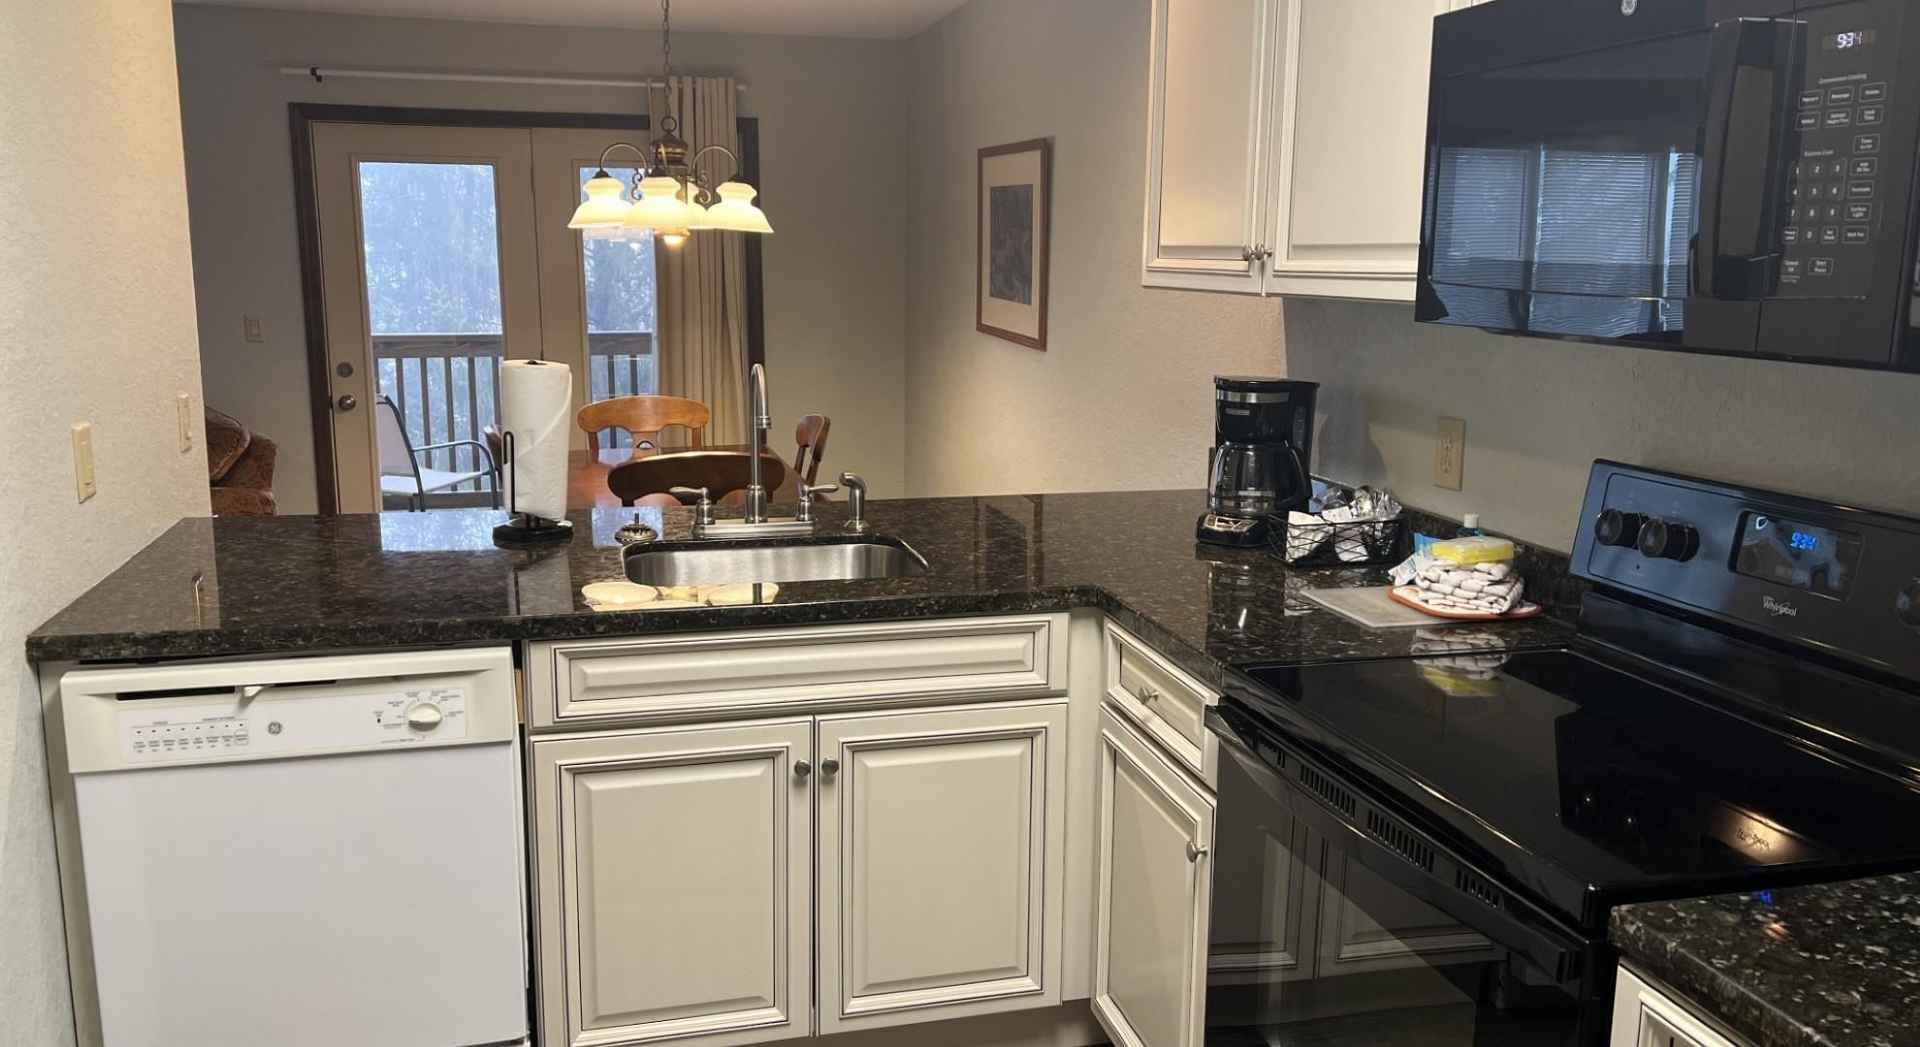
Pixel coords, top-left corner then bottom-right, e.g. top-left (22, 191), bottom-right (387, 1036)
top-left (606, 451), bottom-right (789, 508)
top-left (791, 415), bottom-right (831, 489)
top-left (576, 395), bottom-right (711, 453)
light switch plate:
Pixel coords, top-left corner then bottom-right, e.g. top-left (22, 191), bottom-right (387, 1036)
top-left (73, 422), bottom-right (97, 502)
top-left (243, 315), bottom-right (265, 343)
top-left (1435, 416), bottom-right (1465, 491)
top-left (176, 393), bottom-right (194, 452)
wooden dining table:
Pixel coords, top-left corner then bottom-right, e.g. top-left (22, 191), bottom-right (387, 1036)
top-left (567, 445), bottom-right (799, 509)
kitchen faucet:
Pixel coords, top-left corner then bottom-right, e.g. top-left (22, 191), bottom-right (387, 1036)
top-left (684, 363), bottom-right (861, 539)
top-left (744, 363), bottom-right (771, 524)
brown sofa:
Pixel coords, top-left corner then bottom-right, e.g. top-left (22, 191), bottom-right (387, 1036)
top-left (206, 407), bottom-right (278, 515)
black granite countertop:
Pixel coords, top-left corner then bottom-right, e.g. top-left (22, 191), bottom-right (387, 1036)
top-left (25, 490), bottom-right (1572, 683)
top-left (1612, 875), bottom-right (1920, 1047)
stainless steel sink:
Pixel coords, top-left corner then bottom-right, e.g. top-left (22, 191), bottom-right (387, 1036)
top-left (623, 536), bottom-right (930, 586)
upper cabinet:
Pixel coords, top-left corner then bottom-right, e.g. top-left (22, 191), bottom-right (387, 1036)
top-left (1142, 0), bottom-right (1489, 300)
top-left (1141, 0), bottom-right (1275, 292)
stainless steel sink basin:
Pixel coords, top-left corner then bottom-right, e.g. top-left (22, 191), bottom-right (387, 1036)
top-left (623, 535), bottom-right (930, 586)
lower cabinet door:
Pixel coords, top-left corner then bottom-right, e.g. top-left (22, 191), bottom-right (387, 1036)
top-left (815, 701), bottom-right (1068, 1034)
top-left (1092, 708), bottom-right (1217, 1047)
top-left (531, 720), bottom-right (814, 1047)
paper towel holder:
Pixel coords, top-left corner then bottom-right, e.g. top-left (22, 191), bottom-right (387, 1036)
top-left (492, 429), bottom-right (575, 548)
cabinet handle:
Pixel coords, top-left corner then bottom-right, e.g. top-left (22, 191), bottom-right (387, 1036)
top-left (820, 758), bottom-right (841, 782)
top-left (1186, 841), bottom-right (1208, 863)
top-left (793, 760), bottom-right (812, 781)
top-left (1135, 684), bottom-right (1161, 704)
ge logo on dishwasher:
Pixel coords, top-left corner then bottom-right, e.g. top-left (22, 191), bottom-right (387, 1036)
top-left (267, 721), bottom-right (283, 735)
top-left (1621, 0), bottom-right (1637, 14)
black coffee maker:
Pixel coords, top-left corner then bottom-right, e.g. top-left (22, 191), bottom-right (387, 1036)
top-left (1197, 376), bottom-right (1318, 547)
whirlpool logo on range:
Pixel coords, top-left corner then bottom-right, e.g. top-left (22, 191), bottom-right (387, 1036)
top-left (1762, 596), bottom-right (1800, 618)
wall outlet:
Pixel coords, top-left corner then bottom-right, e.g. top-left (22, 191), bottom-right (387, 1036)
top-left (1435, 416), bottom-right (1466, 491)
top-left (243, 315), bottom-right (265, 343)
top-left (176, 393), bottom-right (194, 452)
top-left (73, 422), bottom-right (97, 503)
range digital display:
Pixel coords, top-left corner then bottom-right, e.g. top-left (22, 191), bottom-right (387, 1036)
top-left (1734, 513), bottom-right (1863, 598)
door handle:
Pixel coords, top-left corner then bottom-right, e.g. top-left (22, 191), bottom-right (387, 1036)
top-left (335, 394), bottom-right (358, 412)
top-left (1695, 16), bottom-right (1802, 301)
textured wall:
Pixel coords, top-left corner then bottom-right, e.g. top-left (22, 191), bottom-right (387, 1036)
top-left (173, 4), bottom-right (910, 513)
top-left (0, 2), bottom-right (209, 1042)
top-left (1291, 297), bottom-right (1920, 549)
top-left (903, 0), bottom-right (1285, 497)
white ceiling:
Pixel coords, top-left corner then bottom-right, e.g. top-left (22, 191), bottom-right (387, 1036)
top-left (179, 0), bottom-right (973, 39)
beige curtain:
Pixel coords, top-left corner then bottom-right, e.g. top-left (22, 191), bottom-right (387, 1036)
top-left (656, 75), bottom-right (749, 447)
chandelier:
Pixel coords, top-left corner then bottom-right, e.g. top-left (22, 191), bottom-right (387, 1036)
top-left (566, 0), bottom-right (772, 245)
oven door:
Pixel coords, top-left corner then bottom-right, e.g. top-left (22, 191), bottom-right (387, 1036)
top-left (1204, 705), bottom-right (1607, 1046)
top-left (1417, 0), bottom-right (1919, 369)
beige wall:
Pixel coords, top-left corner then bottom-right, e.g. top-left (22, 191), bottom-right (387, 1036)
top-left (1290, 297), bottom-right (1920, 549)
top-left (0, 2), bottom-right (209, 1042)
top-left (904, 0), bottom-right (1284, 497)
top-left (904, 0), bottom-right (1919, 544)
top-left (173, 4), bottom-right (909, 514)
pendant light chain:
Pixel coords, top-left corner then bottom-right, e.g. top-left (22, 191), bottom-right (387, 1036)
top-left (658, 0), bottom-right (678, 138)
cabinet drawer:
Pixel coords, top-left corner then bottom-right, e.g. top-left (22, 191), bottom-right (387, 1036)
top-left (1102, 620), bottom-right (1219, 785)
top-left (528, 614), bottom-right (1067, 729)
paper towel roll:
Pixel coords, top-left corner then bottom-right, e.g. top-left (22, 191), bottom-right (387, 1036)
top-left (500, 359), bottom-right (573, 523)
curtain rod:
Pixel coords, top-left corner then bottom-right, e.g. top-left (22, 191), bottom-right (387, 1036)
top-left (278, 66), bottom-right (747, 90)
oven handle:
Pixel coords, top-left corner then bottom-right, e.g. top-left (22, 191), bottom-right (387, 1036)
top-left (1694, 16), bottom-right (1802, 300)
top-left (1205, 705), bottom-right (1589, 986)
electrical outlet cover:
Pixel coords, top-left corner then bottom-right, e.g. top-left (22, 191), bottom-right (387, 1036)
top-left (1435, 416), bottom-right (1465, 491)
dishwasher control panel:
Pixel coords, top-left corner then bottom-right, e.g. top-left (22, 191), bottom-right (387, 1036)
top-left (120, 685), bottom-right (469, 762)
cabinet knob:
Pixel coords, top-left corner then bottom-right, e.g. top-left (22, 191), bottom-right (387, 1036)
top-left (820, 758), bottom-right (841, 782)
top-left (1135, 685), bottom-right (1161, 704)
top-left (793, 760), bottom-right (812, 780)
top-left (1185, 841), bottom-right (1208, 863)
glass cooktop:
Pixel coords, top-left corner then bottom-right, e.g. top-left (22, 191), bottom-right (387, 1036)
top-left (1231, 645), bottom-right (1920, 929)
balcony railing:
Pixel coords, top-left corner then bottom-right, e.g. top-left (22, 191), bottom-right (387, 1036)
top-left (372, 331), bottom-right (656, 506)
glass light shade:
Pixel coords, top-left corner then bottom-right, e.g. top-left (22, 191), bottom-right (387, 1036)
top-left (567, 173), bottom-right (632, 232)
top-left (622, 176), bottom-right (698, 234)
top-left (659, 229), bottom-right (690, 247)
top-left (697, 181), bottom-right (773, 234)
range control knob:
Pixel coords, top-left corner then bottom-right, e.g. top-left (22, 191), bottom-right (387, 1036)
top-left (1898, 579), bottom-right (1920, 631)
top-left (1637, 519), bottom-right (1699, 562)
top-left (1593, 509), bottom-right (1647, 548)
top-left (405, 702), bottom-right (445, 732)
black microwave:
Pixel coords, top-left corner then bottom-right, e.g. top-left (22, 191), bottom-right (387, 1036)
top-left (1416, 0), bottom-right (1920, 371)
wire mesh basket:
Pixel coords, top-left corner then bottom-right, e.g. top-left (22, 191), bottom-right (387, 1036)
top-left (1276, 516), bottom-right (1408, 567)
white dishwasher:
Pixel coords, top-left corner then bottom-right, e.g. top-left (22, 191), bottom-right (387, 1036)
top-left (60, 647), bottom-right (529, 1047)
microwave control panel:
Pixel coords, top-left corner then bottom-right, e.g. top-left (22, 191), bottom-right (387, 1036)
top-left (1778, 3), bottom-right (1898, 299)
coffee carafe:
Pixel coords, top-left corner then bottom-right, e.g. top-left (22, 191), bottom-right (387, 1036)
top-left (1197, 376), bottom-right (1317, 547)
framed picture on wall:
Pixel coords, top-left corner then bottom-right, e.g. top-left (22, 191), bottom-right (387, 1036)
top-left (976, 138), bottom-right (1052, 350)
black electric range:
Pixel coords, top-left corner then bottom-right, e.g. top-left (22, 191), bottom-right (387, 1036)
top-left (1200, 461), bottom-right (1920, 1046)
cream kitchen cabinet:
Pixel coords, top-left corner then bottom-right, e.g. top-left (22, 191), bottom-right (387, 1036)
top-left (1140, 0), bottom-right (1275, 293)
top-left (531, 719), bottom-right (816, 1047)
top-left (1091, 707), bottom-right (1216, 1047)
top-left (532, 700), bottom-right (1068, 1047)
top-left (816, 703), bottom-right (1068, 1034)
top-left (1141, 0), bottom-right (1490, 299)
top-left (1610, 964), bottom-right (1746, 1047)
